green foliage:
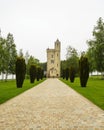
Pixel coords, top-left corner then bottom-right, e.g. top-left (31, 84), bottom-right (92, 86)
top-left (66, 45), bottom-right (79, 75)
top-left (65, 68), bottom-right (69, 80)
top-left (0, 37), bottom-right (5, 73)
top-left (26, 55), bottom-right (40, 75)
top-left (79, 55), bottom-right (89, 87)
top-left (0, 32), bottom-right (17, 80)
top-left (40, 62), bottom-right (47, 71)
top-left (60, 77), bottom-right (104, 110)
top-left (87, 17), bottom-right (104, 74)
top-left (40, 62), bottom-right (46, 78)
top-left (29, 64), bottom-right (37, 83)
top-left (69, 66), bottom-right (75, 82)
top-left (61, 46), bottom-right (79, 78)
top-left (86, 48), bottom-right (96, 73)
top-left (36, 67), bottom-right (42, 81)
top-left (40, 69), bottom-right (44, 80)
top-left (16, 57), bottom-right (26, 88)
top-left (61, 60), bottom-right (67, 77)
top-left (62, 69), bottom-right (66, 79)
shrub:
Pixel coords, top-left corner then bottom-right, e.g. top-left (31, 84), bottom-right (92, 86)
top-left (29, 64), bottom-right (37, 83)
top-left (79, 56), bottom-right (89, 87)
top-left (65, 68), bottom-right (69, 80)
top-left (69, 66), bottom-right (75, 82)
top-left (37, 67), bottom-right (41, 81)
top-left (62, 69), bottom-right (66, 79)
top-left (40, 69), bottom-right (44, 80)
top-left (16, 57), bottom-right (26, 88)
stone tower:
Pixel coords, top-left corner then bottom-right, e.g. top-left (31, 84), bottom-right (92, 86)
top-left (46, 39), bottom-right (61, 78)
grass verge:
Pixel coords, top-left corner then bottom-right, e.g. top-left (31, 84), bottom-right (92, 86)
top-left (0, 79), bottom-right (45, 104)
top-left (60, 77), bottom-right (104, 110)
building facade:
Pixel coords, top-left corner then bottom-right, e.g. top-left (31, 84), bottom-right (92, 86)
top-left (46, 39), bottom-right (61, 78)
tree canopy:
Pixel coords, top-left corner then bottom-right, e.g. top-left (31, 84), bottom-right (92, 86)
top-left (0, 31), bottom-right (17, 80)
top-left (87, 17), bottom-right (104, 75)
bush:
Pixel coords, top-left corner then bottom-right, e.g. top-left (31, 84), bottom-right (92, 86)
top-left (37, 67), bottom-right (41, 81)
top-left (69, 66), bottom-right (75, 82)
top-left (79, 56), bottom-right (89, 87)
top-left (29, 64), bottom-right (37, 83)
top-left (65, 68), bottom-right (69, 80)
top-left (40, 69), bottom-right (44, 80)
top-left (62, 69), bottom-right (66, 79)
top-left (16, 57), bottom-right (26, 88)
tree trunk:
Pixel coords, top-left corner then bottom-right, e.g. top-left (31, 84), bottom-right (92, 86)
top-left (5, 72), bottom-right (8, 82)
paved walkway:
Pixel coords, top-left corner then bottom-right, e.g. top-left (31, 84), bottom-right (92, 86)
top-left (0, 78), bottom-right (104, 130)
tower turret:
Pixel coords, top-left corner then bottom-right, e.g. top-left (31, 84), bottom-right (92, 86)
top-left (55, 39), bottom-right (61, 51)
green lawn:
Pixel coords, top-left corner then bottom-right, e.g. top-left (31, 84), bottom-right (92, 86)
top-left (0, 79), bottom-right (45, 104)
top-left (60, 77), bottom-right (104, 110)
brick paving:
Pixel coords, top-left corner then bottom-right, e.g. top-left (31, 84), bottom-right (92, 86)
top-left (0, 78), bottom-right (104, 130)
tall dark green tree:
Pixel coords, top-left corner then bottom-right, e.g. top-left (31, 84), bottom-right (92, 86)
top-left (65, 68), bottom-right (69, 80)
top-left (87, 17), bottom-right (104, 76)
top-left (62, 69), bottom-right (66, 79)
top-left (16, 57), bottom-right (26, 88)
top-left (69, 66), bottom-right (75, 82)
top-left (79, 55), bottom-right (89, 87)
top-left (29, 64), bottom-right (37, 83)
top-left (37, 67), bottom-right (41, 81)
top-left (40, 69), bottom-right (44, 80)
top-left (61, 60), bottom-right (67, 77)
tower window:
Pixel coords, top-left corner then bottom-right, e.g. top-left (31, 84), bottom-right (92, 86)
top-left (57, 53), bottom-right (58, 57)
top-left (51, 60), bottom-right (54, 63)
top-left (51, 55), bottom-right (53, 58)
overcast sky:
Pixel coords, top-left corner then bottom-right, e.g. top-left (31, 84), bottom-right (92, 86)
top-left (0, 0), bottom-right (104, 62)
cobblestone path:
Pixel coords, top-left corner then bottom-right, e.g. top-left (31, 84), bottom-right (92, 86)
top-left (0, 78), bottom-right (104, 130)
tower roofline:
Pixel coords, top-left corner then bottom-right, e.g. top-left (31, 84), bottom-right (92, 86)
top-left (55, 39), bottom-right (60, 43)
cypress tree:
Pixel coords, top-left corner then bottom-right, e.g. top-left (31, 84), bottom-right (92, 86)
top-left (29, 64), bottom-right (37, 83)
top-left (16, 57), bottom-right (26, 88)
top-left (79, 56), bottom-right (89, 87)
top-left (37, 67), bottom-right (41, 81)
top-left (62, 69), bottom-right (66, 79)
top-left (69, 66), bottom-right (75, 82)
top-left (40, 69), bottom-right (44, 80)
top-left (65, 68), bottom-right (69, 80)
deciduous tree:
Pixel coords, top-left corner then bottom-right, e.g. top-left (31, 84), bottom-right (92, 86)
top-left (87, 17), bottom-right (104, 76)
